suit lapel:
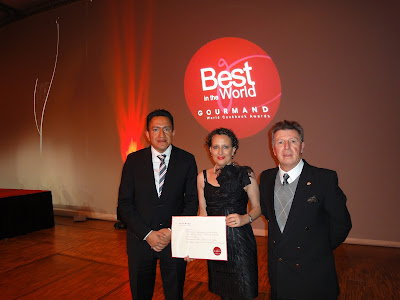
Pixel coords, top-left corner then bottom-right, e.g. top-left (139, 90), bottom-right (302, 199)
top-left (266, 168), bottom-right (280, 233)
top-left (144, 147), bottom-right (159, 200)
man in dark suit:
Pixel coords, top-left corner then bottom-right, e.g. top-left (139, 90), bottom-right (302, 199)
top-left (259, 120), bottom-right (351, 300)
top-left (118, 109), bottom-right (198, 300)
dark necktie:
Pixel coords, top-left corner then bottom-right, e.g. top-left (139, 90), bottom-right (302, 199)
top-left (283, 173), bottom-right (290, 186)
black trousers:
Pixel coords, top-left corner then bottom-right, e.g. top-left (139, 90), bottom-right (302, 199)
top-left (128, 239), bottom-right (187, 300)
top-left (270, 292), bottom-right (338, 300)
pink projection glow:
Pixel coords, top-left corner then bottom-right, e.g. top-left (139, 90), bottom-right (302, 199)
top-left (216, 55), bottom-right (276, 112)
top-left (110, 1), bottom-right (154, 161)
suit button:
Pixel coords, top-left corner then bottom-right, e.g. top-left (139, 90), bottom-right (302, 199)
top-left (295, 263), bottom-right (300, 268)
top-left (273, 240), bottom-right (276, 244)
top-left (305, 226), bottom-right (309, 231)
top-left (278, 258), bottom-right (283, 262)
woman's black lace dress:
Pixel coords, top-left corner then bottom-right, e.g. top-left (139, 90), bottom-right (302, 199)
top-left (203, 165), bottom-right (258, 300)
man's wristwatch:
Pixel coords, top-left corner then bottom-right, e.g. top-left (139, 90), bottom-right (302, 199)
top-left (248, 214), bottom-right (253, 223)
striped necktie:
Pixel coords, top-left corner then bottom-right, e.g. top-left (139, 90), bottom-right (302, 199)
top-left (158, 154), bottom-right (166, 197)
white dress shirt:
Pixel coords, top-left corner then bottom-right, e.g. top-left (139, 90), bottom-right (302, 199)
top-left (278, 159), bottom-right (304, 184)
top-left (144, 145), bottom-right (172, 240)
top-left (151, 145), bottom-right (172, 193)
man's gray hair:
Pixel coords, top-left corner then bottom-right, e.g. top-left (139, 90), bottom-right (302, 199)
top-left (271, 120), bottom-right (304, 145)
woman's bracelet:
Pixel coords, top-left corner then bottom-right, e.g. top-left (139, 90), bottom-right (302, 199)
top-left (248, 213), bottom-right (253, 223)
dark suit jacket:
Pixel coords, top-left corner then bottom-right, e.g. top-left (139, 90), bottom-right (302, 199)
top-left (118, 145), bottom-right (198, 254)
top-left (259, 160), bottom-right (351, 299)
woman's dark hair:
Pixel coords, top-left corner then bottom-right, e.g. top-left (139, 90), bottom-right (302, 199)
top-left (206, 128), bottom-right (239, 150)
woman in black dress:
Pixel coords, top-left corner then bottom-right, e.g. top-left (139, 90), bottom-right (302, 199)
top-left (197, 128), bottom-right (261, 300)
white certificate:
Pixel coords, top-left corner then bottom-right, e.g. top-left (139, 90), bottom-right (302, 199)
top-left (171, 216), bottom-right (227, 261)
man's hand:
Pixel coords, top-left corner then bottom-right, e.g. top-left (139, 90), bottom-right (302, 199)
top-left (158, 228), bottom-right (171, 241)
top-left (146, 229), bottom-right (171, 252)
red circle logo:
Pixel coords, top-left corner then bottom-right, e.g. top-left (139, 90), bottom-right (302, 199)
top-left (184, 37), bottom-right (281, 138)
top-left (213, 247), bottom-right (222, 256)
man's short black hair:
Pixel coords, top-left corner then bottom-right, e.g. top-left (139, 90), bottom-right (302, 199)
top-left (146, 109), bottom-right (174, 130)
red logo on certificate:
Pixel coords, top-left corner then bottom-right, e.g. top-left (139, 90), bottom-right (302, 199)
top-left (213, 247), bottom-right (222, 256)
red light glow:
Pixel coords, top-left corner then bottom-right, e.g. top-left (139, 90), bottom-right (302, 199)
top-left (110, 1), bottom-right (154, 161)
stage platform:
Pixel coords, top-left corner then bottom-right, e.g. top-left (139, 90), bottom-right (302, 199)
top-left (0, 189), bottom-right (54, 239)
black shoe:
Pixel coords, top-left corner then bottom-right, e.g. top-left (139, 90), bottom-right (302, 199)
top-left (114, 221), bottom-right (127, 229)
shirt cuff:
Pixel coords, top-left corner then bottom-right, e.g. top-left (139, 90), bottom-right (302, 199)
top-left (143, 230), bottom-right (153, 240)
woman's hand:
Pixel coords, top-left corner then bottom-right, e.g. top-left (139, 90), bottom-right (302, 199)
top-left (226, 213), bottom-right (247, 227)
top-left (184, 255), bottom-right (196, 262)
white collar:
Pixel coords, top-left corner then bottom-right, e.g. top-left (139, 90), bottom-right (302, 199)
top-left (278, 159), bottom-right (304, 184)
top-left (151, 145), bottom-right (172, 159)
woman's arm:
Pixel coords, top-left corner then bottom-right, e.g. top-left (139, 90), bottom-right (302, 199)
top-left (226, 176), bottom-right (261, 227)
top-left (245, 177), bottom-right (262, 223)
top-left (197, 171), bottom-right (208, 216)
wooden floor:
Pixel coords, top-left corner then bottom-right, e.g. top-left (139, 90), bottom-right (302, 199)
top-left (1, 216), bottom-right (399, 300)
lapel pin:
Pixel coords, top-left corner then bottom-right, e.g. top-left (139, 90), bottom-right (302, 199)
top-left (307, 182), bottom-right (311, 186)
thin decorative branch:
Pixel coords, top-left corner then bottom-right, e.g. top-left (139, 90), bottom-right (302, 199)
top-left (34, 19), bottom-right (60, 154)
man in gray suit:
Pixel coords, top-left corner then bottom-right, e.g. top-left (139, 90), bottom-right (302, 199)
top-left (259, 120), bottom-right (351, 300)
